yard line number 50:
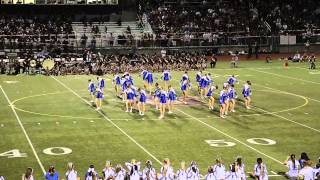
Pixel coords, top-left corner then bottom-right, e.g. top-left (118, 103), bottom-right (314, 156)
top-left (205, 138), bottom-right (276, 147)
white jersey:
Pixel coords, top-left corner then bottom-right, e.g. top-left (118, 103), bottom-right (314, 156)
top-left (130, 171), bottom-right (141, 180)
top-left (254, 163), bottom-right (268, 180)
top-left (225, 172), bottom-right (239, 180)
top-left (114, 169), bottom-right (126, 180)
top-left (158, 166), bottom-right (174, 180)
top-left (103, 167), bottom-right (115, 180)
top-left (142, 167), bottom-right (156, 180)
top-left (299, 166), bottom-right (315, 180)
top-left (204, 173), bottom-right (216, 180)
top-left (286, 160), bottom-right (299, 178)
top-left (236, 164), bottom-right (246, 180)
top-left (213, 164), bottom-right (226, 180)
top-left (65, 170), bottom-right (77, 180)
top-left (22, 175), bottom-right (34, 180)
top-left (186, 166), bottom-right (200, 180)
top-left (176, 169), bottom-right (187, 180)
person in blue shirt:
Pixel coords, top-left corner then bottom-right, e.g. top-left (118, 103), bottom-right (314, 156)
top-left (199, 74), bottom-right (208, 99)
top-left (242, 81), bottom-right (252, 109)
top-left (97, 76), bottom-right (105, 92)
top-left (153, 83), bottom-right (161, 110)
top-left (141, 70), bottom-right (149, 89)
top-left (168, 85), bottom-right (176, 114)
top-left (138, 88), bottom-right (147, 116)
top-left (207, 85), bottom-right (218, 110)
top-left (195, 71), bottom-right (202, 94)
top-left (146, 71), bottom-right (154, 95)
top-left (85, 165), bottom-right (99, 180)
top-left (219, 86), bottom-right (228, 118)
top-left (228, 75), bottom-right (238, 86)
top-left (161, 70), bottom-right (171, 90)
top-left (45, 166), bottom-right (59, 180)
top-left (95, 88), bottom-right (103, 110)
top-left (125, 85), bottom-right (135, 113)
top-left (228, 84), bottom-right (237, 113)
top-left (159, 88), bottom-right (168, 119)
top-left (88, 79), bottom-right (95, 103)
top-left (113, 74), bottom-right (121, 97)
top-left (181, 79), bottom-right (190, 104)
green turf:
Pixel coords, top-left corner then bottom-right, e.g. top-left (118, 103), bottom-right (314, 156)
top-left (0, 60), bottom-right (319, 180)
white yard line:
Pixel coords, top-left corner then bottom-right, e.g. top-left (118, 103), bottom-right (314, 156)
top-left (175, 108), bottom-right (284, 165)
top-left (0, 85), bottom-right (46, 174)
top-left (249, 68), bottom-right (320, 85)
top-left (51, 76), bottom-right (162, 165)
top-left (252, 105), bottom-right (320, 133)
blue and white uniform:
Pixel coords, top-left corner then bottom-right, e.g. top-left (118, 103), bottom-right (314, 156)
top-left (182, 73), bottom-right (189, 82)
top-left (181, 80), bottom-right (189, 92)
top-left (88, 82), bottom-right (95, 95)
top-left (228, 87), bottom-right (237, 100)
top-left (213, 164), bottom-right (226, 180)
top-left (126, 88), bottom-right (135, 101)
top-left (154, 87), bottom-right (161, 99)
top-left (159, 90), bottom-right (167, 104)
top-left (206, 86), bottom-right (216, 97)
top-left (139, 90), bottom-right (147, 103)
top-left (162, 70), bottom-right (171, 81)
top-left (146, 72), bottom-right (153, 84)
top-left (168, 88), bottom-right (177, 101)
top-left (141, 70), bottom-right (148, 81)
top-left (200, 75), bottom-right (208, 89)
top-left (219, 90), bottom-right (228, 105)
top-left (96, 89), bottom-right (103, 99)
top-left (100, 78), bottom-right (105, 89)
top-left (196, 71), bottom-right (202, 86)
top-left (228, 76), bottom-right (237, 85)
top-left (113, 75), bottom-right (121, 86)
top-left (242, 84), bottom-right (251, 98)
top-left (186, 165), bottom-right (200, 180)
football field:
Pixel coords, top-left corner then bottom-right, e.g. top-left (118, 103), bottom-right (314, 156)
top-left (0, 60), bottom-right (319, 180)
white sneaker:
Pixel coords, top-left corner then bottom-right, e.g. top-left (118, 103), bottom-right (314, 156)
top-left (168, 111), bottom-right (173, 114)
top-left (246, 106), bottom-right (251, 109)
top-left (220, 115), bottom-right (226, 119)
top-left (141, 113), bottom-right (144, 116)
top-left (125, 110), bottom-right (129, 113)
top-left (231, 109), bottom-right (236, 112)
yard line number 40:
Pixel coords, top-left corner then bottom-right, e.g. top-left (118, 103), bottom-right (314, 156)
top-left (0, 147), bottom-right (72, 158)
top-left (205, 138), bottom-right (276, 147)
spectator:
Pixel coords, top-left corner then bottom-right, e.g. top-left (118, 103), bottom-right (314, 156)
top-left (298, 160), bottom-right (314, 180)
top-left (252, 158), bottom-right (268, 180)
top-left (284, 154), bottom-right (300, 180)
top-left (142, 160), bottom-right (156, 180)
top-left (45, 166), bottom-right (59, 180)
top-left (22, 167), bottom-right (34, 180)
top-left (85, 165), bottom-right (99, 180)
top-left (65, 162), bottom-right (78, 180)
top-left (102, 160), bottom-right (115, 180)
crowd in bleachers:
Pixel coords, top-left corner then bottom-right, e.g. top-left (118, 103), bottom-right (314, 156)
top-left (0, 16), bottom-right (75, 53)
top-left (138, 0), bottom-right (320, 41)
top-left (1, 153), bottom-right (319, 180)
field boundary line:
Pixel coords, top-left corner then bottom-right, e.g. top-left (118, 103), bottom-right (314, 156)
top-left (175, 108), bottom-right (284, 165)
top-left (249, 68), bottom-right (320, 85)
top-left (0, 85), bottom-right (46, 174)
top-left (50, 76), bottom-right (162, 165)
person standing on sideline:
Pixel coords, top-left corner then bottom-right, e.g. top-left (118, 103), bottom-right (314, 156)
top-left (45, 166), bottom-right (59, 180)
top-left (65, 162), bottom-right (78, 180)
top-left (22, 167), bottom-right (34, 180)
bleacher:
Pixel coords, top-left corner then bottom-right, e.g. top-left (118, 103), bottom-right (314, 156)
top-left (71, 21), bottom-right (152, 47)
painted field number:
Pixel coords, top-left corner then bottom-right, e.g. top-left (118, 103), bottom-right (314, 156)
top-left (206, 138), bottom-right (276, 147)
top-left (0, 147), bottom-right (72, 158)
top-left (205, 140), bottom-right (236, 147)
